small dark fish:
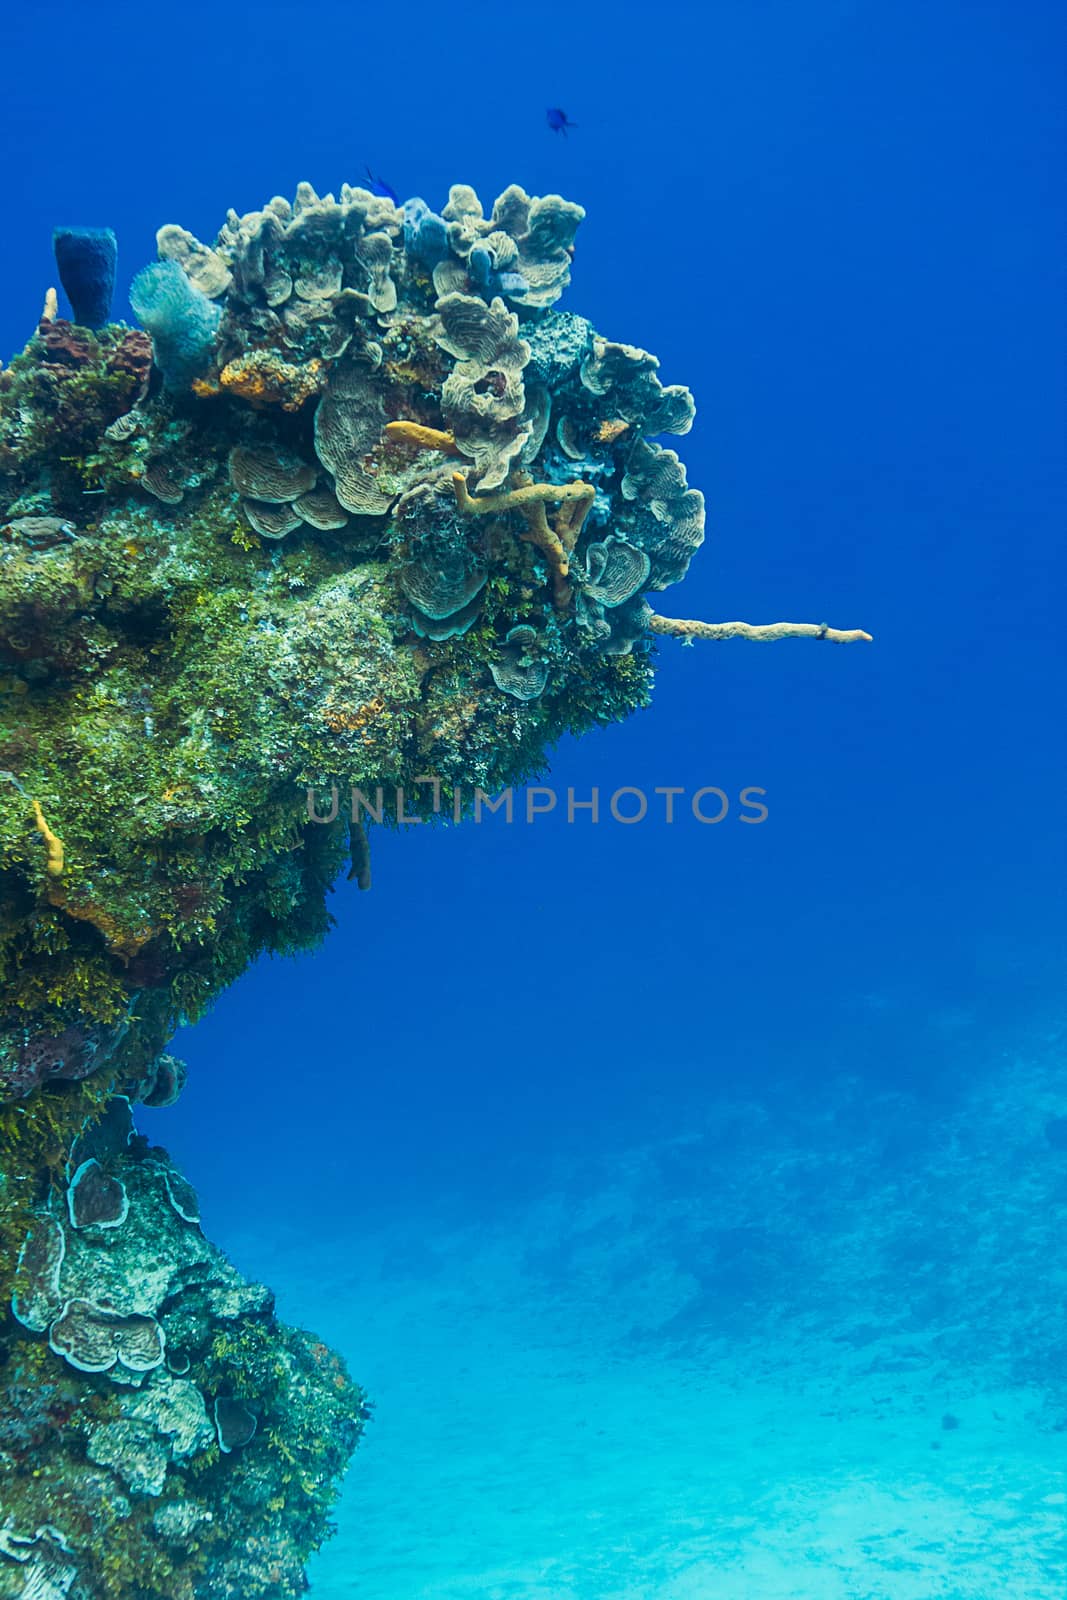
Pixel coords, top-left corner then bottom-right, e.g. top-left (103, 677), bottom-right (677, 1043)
top-left (547, 108), bottom-right (577, 136)
top-left (364, 166), bottom-right (399, 204)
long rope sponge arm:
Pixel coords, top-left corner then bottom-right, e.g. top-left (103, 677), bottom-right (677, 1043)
top-left (647, 616), bottom-right (873, 644)
top-left (451, 472), bottom-right (871, 642)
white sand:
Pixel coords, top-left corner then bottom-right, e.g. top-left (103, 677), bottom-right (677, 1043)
top-left (232, 1041), bottom-right (1067, 1597)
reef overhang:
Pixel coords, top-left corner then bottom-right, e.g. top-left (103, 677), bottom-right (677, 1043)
top-left (0, 176), bottom-right (865, 1599)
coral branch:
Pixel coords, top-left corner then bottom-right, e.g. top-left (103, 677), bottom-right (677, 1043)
top-left (451, 471), bottom-right (596, 610)
top-left (519, 498), bottom-right (572, 610)
top-left (383, 421), bottom-right (461, 454)
top-left (41, 287), bottom-right (58, 323)
top-left (554, 490), bottom-right (593, 554)
top-left (451, 470), bottom-right (594, 522)
top-left (647, 615), bottom-right (873, 644)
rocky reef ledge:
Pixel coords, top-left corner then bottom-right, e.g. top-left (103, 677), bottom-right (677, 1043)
top-left (2, 1076), bottom-right (365, 1599)
top-left (0, 179), bottom-right (863, 1598)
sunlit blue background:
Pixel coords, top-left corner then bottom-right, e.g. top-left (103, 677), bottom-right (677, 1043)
top-left (2, 1), bottom-right (1064, 1590)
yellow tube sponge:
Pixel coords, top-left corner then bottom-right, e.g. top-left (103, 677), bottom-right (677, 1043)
top-left (382, 421), bottom-right (460, 455)
top-left (30, 799), bottom-right (64, 877)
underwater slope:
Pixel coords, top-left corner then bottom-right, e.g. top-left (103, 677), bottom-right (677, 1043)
top-left (239, 1020), bottom-right (1066, 1599)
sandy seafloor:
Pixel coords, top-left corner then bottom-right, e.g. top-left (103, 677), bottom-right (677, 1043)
top-left (226, 1017), bottom-right (1067, 1599)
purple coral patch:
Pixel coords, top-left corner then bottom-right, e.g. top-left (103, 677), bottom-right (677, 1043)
top-left (2, 1026), bottom-right (91, 1099)
top-left (67, 1158), bottom-right (129, 1230)
top-left (1, 1021), bottom-right (130, 1103)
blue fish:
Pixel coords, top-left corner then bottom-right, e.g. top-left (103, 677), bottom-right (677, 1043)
top-left (546, 108), bottom-right (576, 136)
top-left (364, 166), bottom-right (400, 204)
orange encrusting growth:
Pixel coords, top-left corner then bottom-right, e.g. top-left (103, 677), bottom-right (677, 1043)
top-left (213, 353), bottom-right (325, 411)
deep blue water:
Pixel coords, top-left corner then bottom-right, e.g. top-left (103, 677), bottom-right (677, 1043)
top-left (4, 2), bottom-right (1065, 1592)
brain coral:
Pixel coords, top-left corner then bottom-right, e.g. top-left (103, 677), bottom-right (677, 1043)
top-left (0, 176), bottom-right (867, 1600)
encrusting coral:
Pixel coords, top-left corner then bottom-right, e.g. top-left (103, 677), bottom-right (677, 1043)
top-left (0, 175), bottom-right (868, 1600)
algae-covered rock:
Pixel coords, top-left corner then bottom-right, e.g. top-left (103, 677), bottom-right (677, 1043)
top-left (2, 1094), bottom-right (366, 1597)
top-left (0, 174), bottom-right (709, 1599)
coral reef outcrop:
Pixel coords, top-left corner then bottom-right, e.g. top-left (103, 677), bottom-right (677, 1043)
top-left (0, 175), bottom-right (866, 1600)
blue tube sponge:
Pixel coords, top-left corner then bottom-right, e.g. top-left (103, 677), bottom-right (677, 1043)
top-left (129, 260), bottom-right (221, 390)
top-left (52, 228), bottom-right (117, 329)
top-left (402, 198), bottom-right (449, 268)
